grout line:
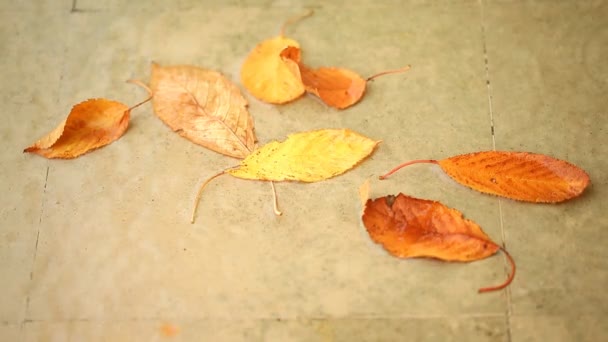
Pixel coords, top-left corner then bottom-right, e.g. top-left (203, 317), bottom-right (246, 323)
top-left (479, 1), bottom-right (512, 342)
top-left (71, 0), bottom-right (77, 12)
top-left (23, 166), bottom-right (49, 329)
top-left (18, 313), bottom-right (509, 324)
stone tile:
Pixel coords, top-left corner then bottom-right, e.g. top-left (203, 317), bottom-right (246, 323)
top-left (0, 0), bottom-right (72, 11)
top-left (23, 320), bottom-right (260, 341)
top-left (0, 324), bottom-right (22, 341)
top-left (0, 10), bottom-right (67, 323)
top-left (25, 1), bottom-right (511, 323)
top-left (510, 315), bottom-right (608, 342)
top-left (261, 316), bottom-right (508, 342)
top-left (484, 0), bottom-right (608, 316)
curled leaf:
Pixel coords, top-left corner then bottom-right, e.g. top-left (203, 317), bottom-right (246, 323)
top-left (281, 46), bottom-right (410, 109)
top-left (362, 193), bottom-right (515, 292)
top-left (149, 63), bottom-right (256, 159)
top-left (281, 46), bottom-right (365, 109)
top-left (24, 99), bottom-right (129, 159)
top-left (380, 151), bottom-right (590, 203)
top-left (240, 36), bottom-right (305, 104)
top-left (227, 128), bottom-right (380, 182)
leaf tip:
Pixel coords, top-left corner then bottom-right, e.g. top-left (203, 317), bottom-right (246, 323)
top-left (359, 178), bottom-right (371, 208)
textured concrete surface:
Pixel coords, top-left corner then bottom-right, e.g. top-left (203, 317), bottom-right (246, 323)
top-left (1, 0), bottom-right (607, 341)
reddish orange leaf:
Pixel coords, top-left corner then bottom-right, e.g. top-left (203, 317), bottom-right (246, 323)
top-left (281, 46), bottom-right (410, 109)
top-left (362, 193), bottom-right (515, 292)
top-left (24, 99), bottom-right (130, 159)
top-left (380, 151), bottom-right (590, 203)
top-left (281, 46), bottom-right (364, 109)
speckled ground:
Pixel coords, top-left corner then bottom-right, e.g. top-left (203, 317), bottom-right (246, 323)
top-left (1, 1), bottom-right (607, 341)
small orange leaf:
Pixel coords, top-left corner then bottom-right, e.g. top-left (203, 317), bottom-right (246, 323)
top-left (281, 46), bottom-right (365, 109)
top-left (380, 151), bottom-right (590, 203)
top-left (149, 63), bottom-right (256, 159)
top-left (24, 99), bottom-right (129, 159)
top-left (362, 193), bottom-right (515, 292)
top-left (281, 47), bottom-right (410, 109)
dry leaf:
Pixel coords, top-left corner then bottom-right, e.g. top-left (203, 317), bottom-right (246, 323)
top-left (24, 98), bottom-right (129, 159)
top-left (281, 46), bottom-right (410, 109)
top-left (281, 46), bottom-right (366, 109)
top-left (241, 36), bottom-right (305, 104)
top-left (227, 128), bottom-right (380, 182)
top-left (380, 151), bottom-right (590, 203)
top-left (362, 193), bottom-right (515, 292)
top-left (149, 63), bottom-right (256, 159)
top-left (191, 129), bottom-right (379, 223)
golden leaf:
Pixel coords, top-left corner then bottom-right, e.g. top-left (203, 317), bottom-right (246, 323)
top-left (24, 98), bottom-right (129, 159)
top-left (240, 36), bottom-right (305, 104)
top-left (227, 128), bottom-right (380, 182)
top-left (150, 63), bottom-right (256, 159)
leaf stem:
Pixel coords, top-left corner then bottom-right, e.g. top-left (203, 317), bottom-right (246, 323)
top-left (191, 170), bottom-right (227, 224)
top-left (379, 159), bottom-right (438, 180)
top-left (280, 9), bottom-right (314, 37)
top-left (366, 65), bottom-right (411, 82)
top-left (270, 181), bottom-right (282, 216)
top-left (127, 79), bottom-right (153, 97)
top-left (128, 95), bottom-right (152, 111)
top-left (478, 246), bottom-right (516, 293)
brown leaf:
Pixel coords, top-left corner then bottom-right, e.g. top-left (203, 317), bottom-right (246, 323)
top-left (362, 193), bottom-right (515, 292)
top-left (150, 63), bottom-right (256, 159)
top-left (363, 193), bottom-right (499, 261)
top-left (380, 151), bottom-right (590, 203)
top-left (24, 99), bottom-right (129, 159)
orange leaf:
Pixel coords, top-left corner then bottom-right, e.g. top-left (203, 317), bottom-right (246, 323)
top-left (24, 99), bottom-right (129, 159)
top-left (380, 151), bottom-right (590, 203)
top-left (149, 63), bottom-right (256, 159)
top-left (362, 193), bottom-right (515, 292)
top-left (281, 46), bottom-right (366, 109)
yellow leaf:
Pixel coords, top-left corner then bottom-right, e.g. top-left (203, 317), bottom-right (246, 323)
top-left (240, 36), bottom-right (305, 104)
top-left (227, 129), bottom-right (380, 182)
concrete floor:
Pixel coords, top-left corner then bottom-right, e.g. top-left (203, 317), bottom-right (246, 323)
top-left (2, 0), bottom-right (607, 341)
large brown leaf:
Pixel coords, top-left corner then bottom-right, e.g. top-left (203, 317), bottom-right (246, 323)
top-left (150, 63), bottom-right (256, 159)
top-left (363, 194), bottom-right (499, 261)
top-left (24, 98), bottom-right (129, 159)
top-left (380, 151), bottom-right (590, 203)
top-left (362, 192), bottom-right (515, 292)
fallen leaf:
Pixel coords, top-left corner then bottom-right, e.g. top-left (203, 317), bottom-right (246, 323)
top-left (362, 193), bottom-right (515, 292)
top-left (281, 46), bottom-right (410, 109)
top-left (281, 46), bottom-right (366, 109)
top-left (191, 128), bottom-right (380, 222)
top-left (24, 98), bottom-right (130, 159)
top-left (380, 151), bottom-right (590, 203)
top-left (241, 36), bottom-right (305, 104)
top-left (227, 128), bottom-right (380, 182)
top-left (149, 63), bottom-right (256, 159)
top-left (240, 11), bottom-right (313, 104)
